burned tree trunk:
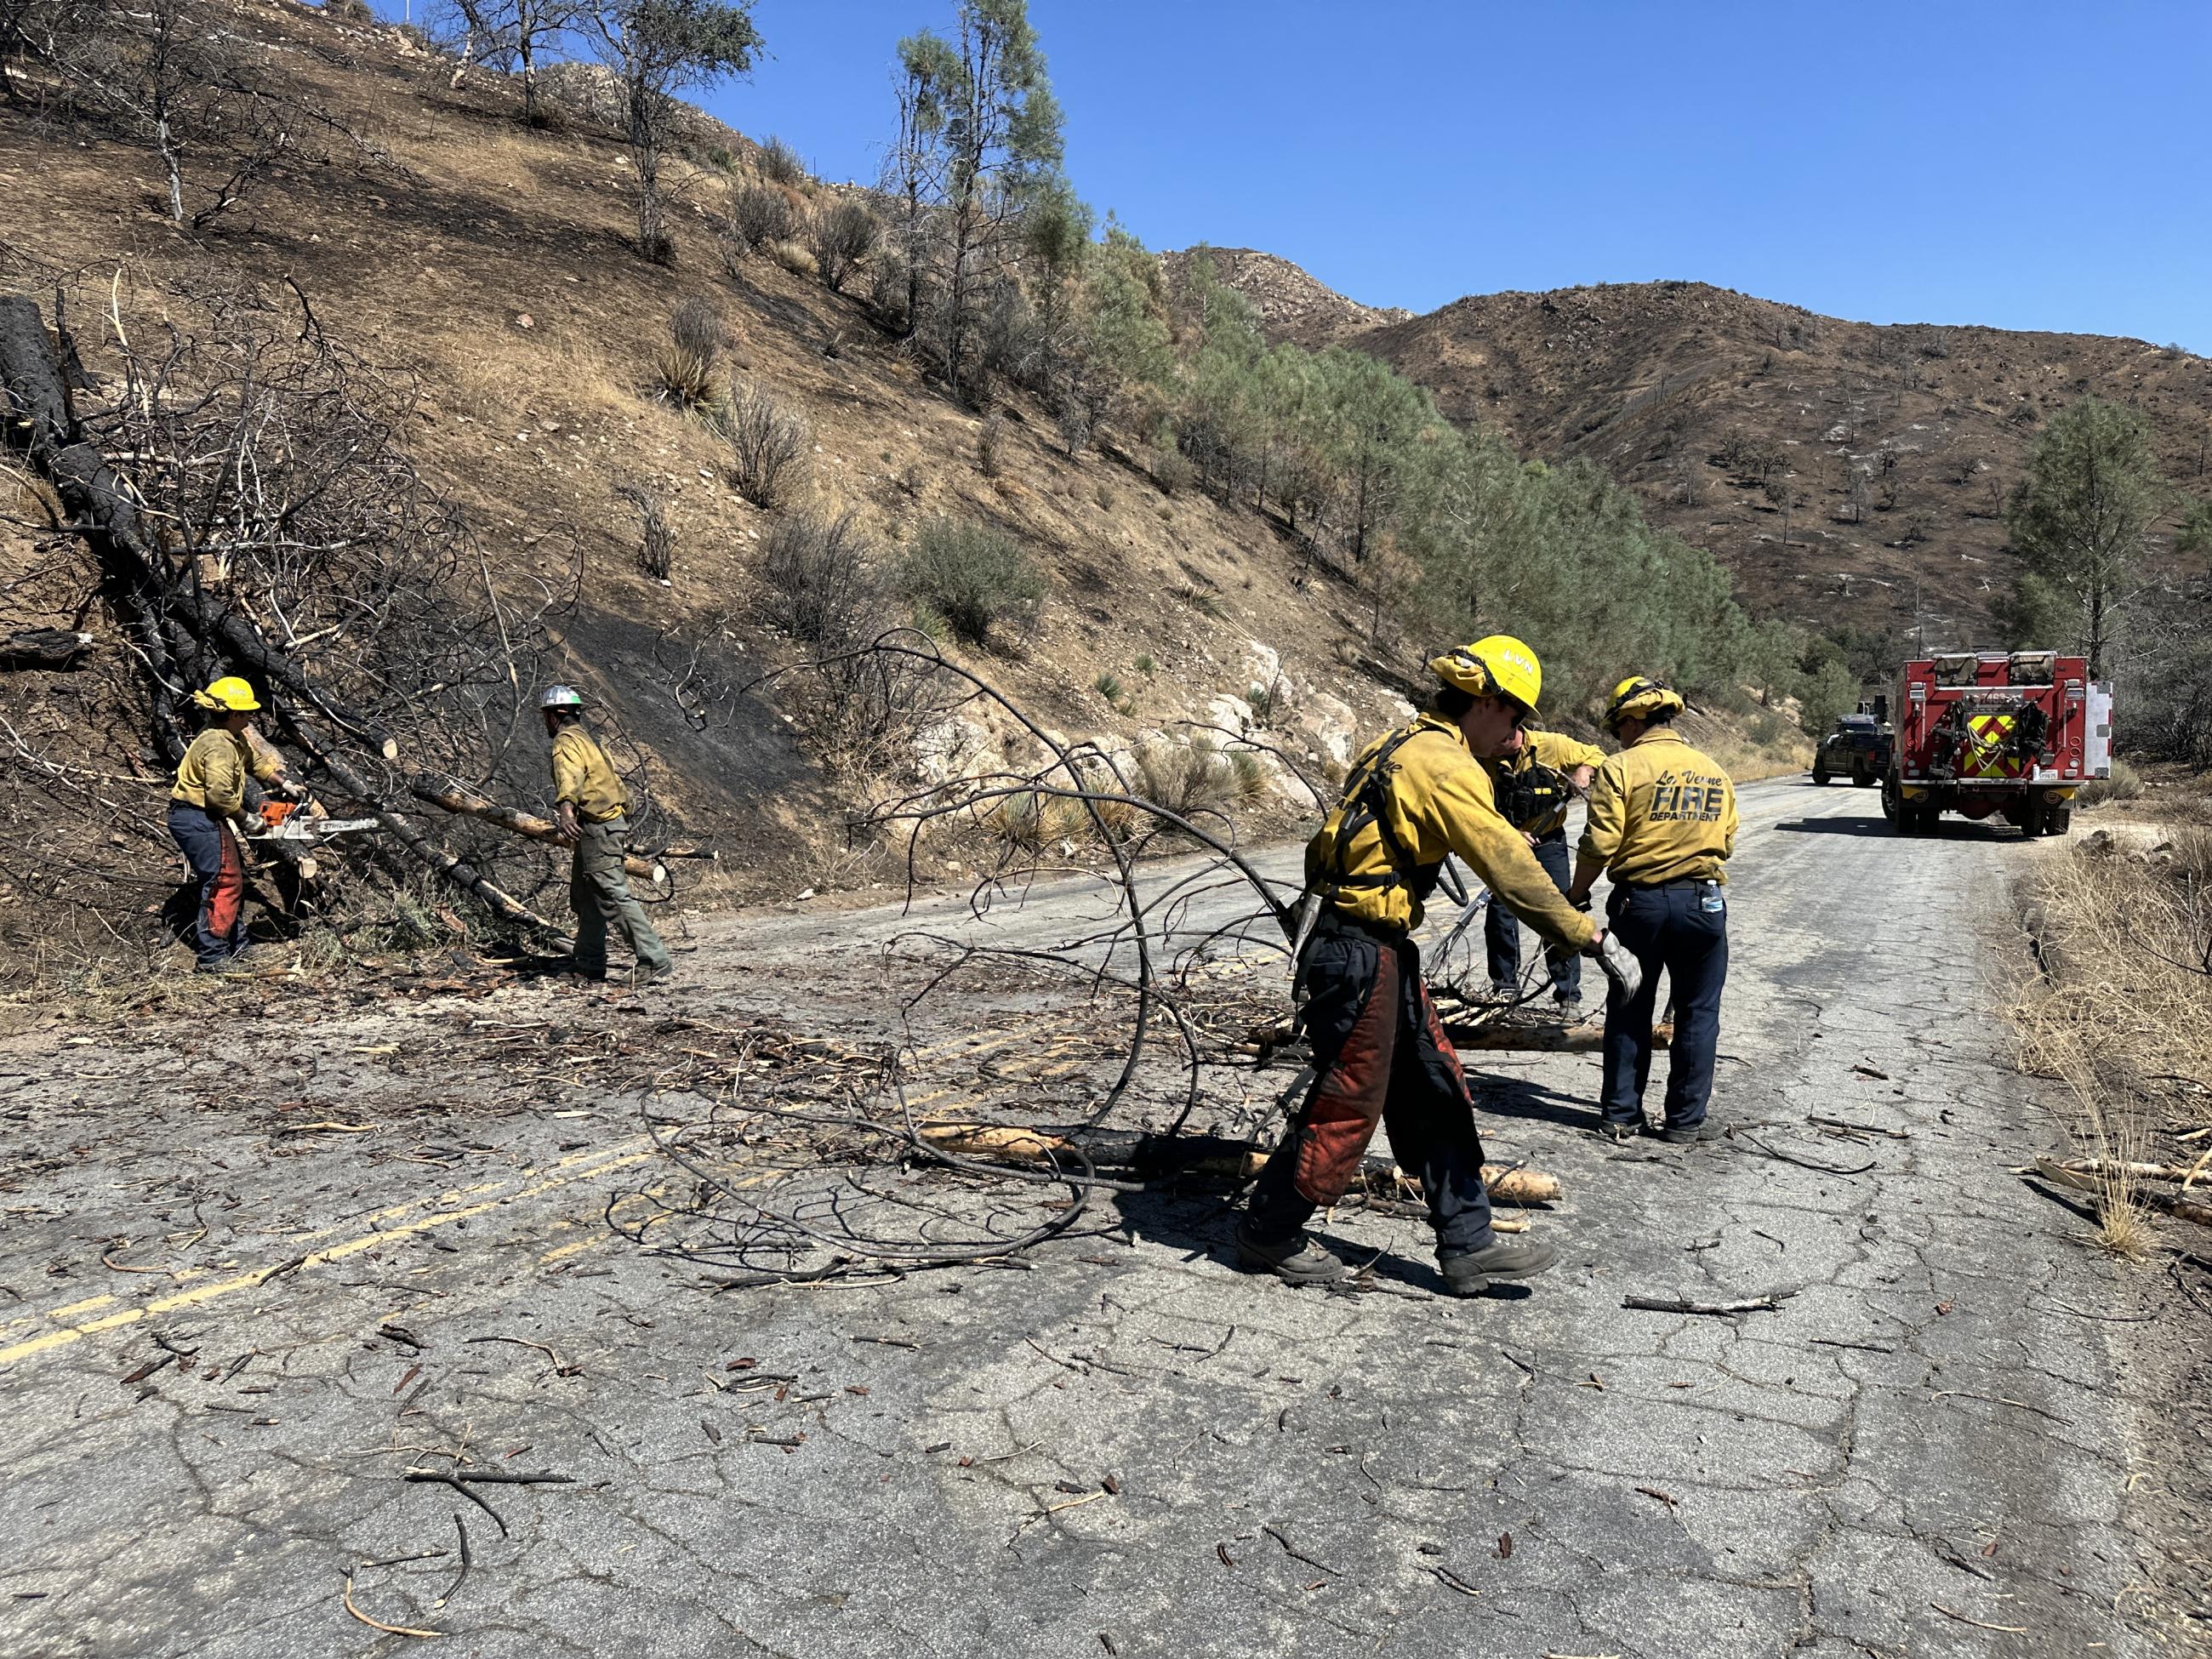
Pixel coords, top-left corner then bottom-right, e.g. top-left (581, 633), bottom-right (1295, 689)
top-left (0, 630), bottom-right (94, 670)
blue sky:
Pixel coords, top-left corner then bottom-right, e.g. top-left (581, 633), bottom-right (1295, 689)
top-left (429, 0), bottom-right (2212, 350)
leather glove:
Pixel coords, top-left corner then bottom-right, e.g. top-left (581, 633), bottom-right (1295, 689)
top-left (1590, 929), bottom-right (1644, 1006)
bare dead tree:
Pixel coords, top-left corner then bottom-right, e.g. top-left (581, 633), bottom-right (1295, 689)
top-left (16, 0), bottom-right (377, 230)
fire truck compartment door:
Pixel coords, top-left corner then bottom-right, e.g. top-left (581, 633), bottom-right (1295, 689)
top-left (2085, 683), bottom-right (2113, 778)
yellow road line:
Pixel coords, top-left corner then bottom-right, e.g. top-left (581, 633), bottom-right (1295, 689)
top-left (0, 1137), bottom-right (655, 1343)
top-left (5, 1030), bottom-right (1103, 1359)
top-left (0, 1144), bottom-right (660, 1370)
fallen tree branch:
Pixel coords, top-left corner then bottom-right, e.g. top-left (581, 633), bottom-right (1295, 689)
top-left (340, 1574), bottom-right (442, 1639)
top-left (1622, 1290), bottom-right (1797, 1316)
top-left (1807, 1115), bottom-right (1910, 1140)
top-left (410, 773), bottom-right (666, 887)
top-left (289, 724), bottom-right (559, 935)
top-left (2040, 1154), bottom-right (2207, 1185)
top-left (1737, 1132), bottom-right (1875, 1176)
top-left (2031, 1156), bottom-right (2212, 1228)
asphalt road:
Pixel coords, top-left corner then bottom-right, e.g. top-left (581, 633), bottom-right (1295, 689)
top-left (0, 777), bottom-right (2168, 1657)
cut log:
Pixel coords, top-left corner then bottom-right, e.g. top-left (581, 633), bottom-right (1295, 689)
top-left (912, 1122), bottom-right (1561, 1203)
top-left (0, 628), bottom-right (94, 670)
top-left (1246, 1015), bottom-right (1672, 1056)
top-left (409, 774), bottom-right (668, 887)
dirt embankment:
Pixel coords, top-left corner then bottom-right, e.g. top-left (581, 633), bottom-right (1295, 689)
top-left (2000, 774), bottom-right (2212, 1647)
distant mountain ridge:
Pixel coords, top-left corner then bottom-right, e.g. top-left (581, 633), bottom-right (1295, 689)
top-left (1158, 247), bottom-right (1411, 349)
top-left (1172, 259), bottom-right (2212, 644)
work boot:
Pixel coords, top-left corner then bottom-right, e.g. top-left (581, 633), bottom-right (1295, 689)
top-left (633, 962), bottom-right (677, 988)
top-left (1483, 979), bottom-right (1518, 1006)
top-left (1234, 1217), bottom-right (1349, 1286)
top-left (1659, 1120), bottom-right (1723, 1145)
top-left (1439, 1236), bottom-right (1560, 1297)
top-left (1592, 1119), bottom-right (1640, 1143)
top-left (1553, 990), bottom-right (1583, 1020)
top-left (195, 954), bottom-right (256, 976)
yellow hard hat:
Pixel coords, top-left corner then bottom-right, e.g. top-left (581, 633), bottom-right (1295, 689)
top-left (192, 676), bottom-right (261, 714)
top-left (1605, 675), bottom-right (1685, 727)
top-left (1430, 635), bottom-right (1542, 714)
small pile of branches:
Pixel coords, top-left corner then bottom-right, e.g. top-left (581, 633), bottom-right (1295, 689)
top-left (601, 634), bottom-right (1544, 1288)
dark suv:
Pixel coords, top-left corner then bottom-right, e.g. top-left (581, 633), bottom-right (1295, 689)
top-left (1813, 713), bottom-right (1890, 786)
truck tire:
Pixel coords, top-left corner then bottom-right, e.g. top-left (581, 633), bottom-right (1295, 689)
top-left (1852, 761), bottom-right (1874, 788)
top-left (2015, 795), bottom-right (2045, 837)
top-left (1812, 766), bottom-right (1830, 785)
top-left (2044, 804), bottom-right (2072, 836)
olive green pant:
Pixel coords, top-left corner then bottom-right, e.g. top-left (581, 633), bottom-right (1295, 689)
top-left (570, 818), bottom-right (670, 977)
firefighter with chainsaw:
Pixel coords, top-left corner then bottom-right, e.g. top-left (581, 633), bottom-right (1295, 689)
top-left (167, 676), bottom-right (302, 972)
top-left (1481, 724), bottom-right (1605, 1012)
top-left (1241, 636), bottom-right (1641, 1294)
top-left (541, 686), bottom-right (672, 985)
top-left (1568, 676), bottom-right (1736, 1143)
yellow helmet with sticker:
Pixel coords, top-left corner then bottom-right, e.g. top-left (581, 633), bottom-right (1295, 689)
top-left (1605, 675), bottom-right (1685, 727)
top-left (192, 676), bottom-right (261, 713)
top-left (1429, 635), bottom-right (1542, 715)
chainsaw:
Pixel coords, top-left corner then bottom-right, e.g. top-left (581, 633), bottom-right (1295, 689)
top-left (250, 800), bottom-right (379, 842)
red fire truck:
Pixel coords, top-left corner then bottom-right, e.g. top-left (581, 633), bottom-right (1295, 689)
top-left (1881, 651), bottom-right (2112, 837)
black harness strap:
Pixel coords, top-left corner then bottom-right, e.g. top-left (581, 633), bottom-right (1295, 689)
top-left (1320, 721), bottom-right (1440, 900)
top-left (1494, 758), bottom-right (1569, 833)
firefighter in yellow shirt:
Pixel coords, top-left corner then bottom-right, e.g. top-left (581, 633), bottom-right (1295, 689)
top-left (1241, 636), bottom-right (1639, 1296)
top-left (541, 686), bottom-right (672, 985)
top-left (1481, 725), bottom-right (1605, 1012)
top-left (167, 676), bottom-right (300, 972)
top-left (1568, 677), bottom-right (1737, 1144)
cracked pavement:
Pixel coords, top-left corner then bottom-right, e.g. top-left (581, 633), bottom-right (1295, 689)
top-left (0, 777), bottom-right (2191, 1656)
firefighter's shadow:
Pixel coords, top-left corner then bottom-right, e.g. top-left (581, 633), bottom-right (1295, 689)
top-left (1103, 1185), bottom-right (1535, 1301)
top-left (1473, 1073), bottom-right (1605, 1132)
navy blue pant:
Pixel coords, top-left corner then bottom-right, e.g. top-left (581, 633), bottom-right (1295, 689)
top-left (167, 802), bottom-right (246, 967)
top-left (1601, 881), bottom-right (1728, 1130)
top-left (1484, 832), bottom-right (1581, 998)
top-left (1247, 929), bottom-right (1494, 1256)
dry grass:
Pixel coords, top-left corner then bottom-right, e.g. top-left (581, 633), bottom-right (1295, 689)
top-left (989, 789), bottom-right (1135, 852)
top-left (767, 238), bottom-right (819, 278)
top-left (1132, 736), bottom-right (1243, 821)
top-left (2007, 829), bottom-right (2212, 1257)
top-left (650, 340), bottom-right (721, 409)
top-left (2077, 757), bottom-right (2142, 805)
